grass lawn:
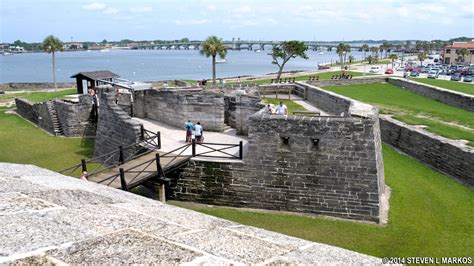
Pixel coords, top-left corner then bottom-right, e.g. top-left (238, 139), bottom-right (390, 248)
top-left (322, 83), bottom-right (474, 146)
top-left (0, 110), bottom-right (94, 172)
top-left (411, 78), bottom-right (474, 95)
top-left (262, 98), bottom-right (306, 115)
top-left (0, 88), bottom-right (76, 104)
top-left (227, 71), bottom-right (369, 85)
top-left (172, 144), bottom-right (473, 258)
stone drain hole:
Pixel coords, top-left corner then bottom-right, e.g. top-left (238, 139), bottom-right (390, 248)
top-left (311, 138), bottom-right (320, 149)
top-left (280, 136), bottom-right (290, 151)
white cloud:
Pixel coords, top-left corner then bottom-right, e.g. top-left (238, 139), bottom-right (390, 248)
top-left (130, 6), bottom-right (153, 13)
top-left (82, 2), bottom-right (106, 11)
top-left (207, 4), bottom-right (216, 11)
top-left (103, 7), bottom-right (118, 15)
top-left (174, 19), bottom-right (209, 25)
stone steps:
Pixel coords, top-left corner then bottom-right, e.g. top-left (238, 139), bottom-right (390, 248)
top-left (46, 101), bottom-right (64, 136)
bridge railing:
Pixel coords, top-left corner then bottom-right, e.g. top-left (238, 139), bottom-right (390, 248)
top-left (94, 140), bottom-right (244, 192)
top-left (58, 129), bottom-right (161, 177)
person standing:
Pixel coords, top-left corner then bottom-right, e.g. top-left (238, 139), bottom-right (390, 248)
top-left (266, 104), bottom-right (273, 114)
top-left (184, 120), bottom-right (194, 144)
top-left (194, 122), bottom-right (203, 143)
top-left (275, 101), bottom-right (288, 115)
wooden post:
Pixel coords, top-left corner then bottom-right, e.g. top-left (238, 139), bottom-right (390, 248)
top-left (119, 168), bottom-right (128, 191)
top-left (239, 141), bottom-right (243, 160)
top-left (275, 90), bottom-right (278, 99)
top-left (159, 184), bottom-right (166, 203)
top-left (157, 131), bottom-right (161, 149)
top-left (140, 125), bottom-right (145, 140)
top-left (130, 102), bottom-right (134, 117)
top-left (155, 153), bottom-right (164, 177)
top-left (119, 145), bottom-right (124, 164)
top-left (192, 139), bottom-right (196, 157)
top-left (288, 88), bottom-right (291, 100)
top-left (81, 159), bottom-right (87, 172)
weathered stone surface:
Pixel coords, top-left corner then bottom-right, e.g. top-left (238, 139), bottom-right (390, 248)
top-left (224, 94), bottom-right (263, 135)
top-left (0, 162), bottom-right (381, 264)
top-left (0, 82), bottom-right (75, 91)
top-left (380, 115), bottom-right (474, 185)
top-left (54, 95), bottom-right (94, 137)
top-left (387, 78), bottom-right (474, 111)
top-left (93, 85), bottom-right (142, 161)
top-left (14, 98), bottom-right (54, 134)
top-left (176, 103), bottom-right (385, 222)
top-left (133, 89), bottom-right (226, 131)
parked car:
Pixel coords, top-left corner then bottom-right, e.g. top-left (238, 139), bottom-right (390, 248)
top-left (451, 73), bottom-right (462, 81)
top-left (369, 66), bottom-right (380, 73)
top-left (410, 71), bottom-right (420, 77)
top-left (463, 75), bottom-right (473, 82)
top-left (385, 69), bottom-right (394, 74)
top-left (403, 71), bottom-right (411, 78)
top-left (405, 67), bottom-right (414, 72)
top-left (396, 66), bottom-right (405, 71)
top-left (427, 71), bottom-right (439, 79)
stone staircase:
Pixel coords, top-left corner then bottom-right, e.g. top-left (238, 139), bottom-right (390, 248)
top-left (46, 101), bottom-right (64, 136)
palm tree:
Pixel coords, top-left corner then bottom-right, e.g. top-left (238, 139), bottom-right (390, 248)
top-left (455, 48), bottom-right (468, 63)
top-left (418, 52), bottom-right (427, 66)
top-left (336, 43), bottom-right (345, 68)
top-left (348, 55), bottom-right (354, 64)
top-left (42, 35), bottom-right (63, 90)
top-left (388, 54), bottom-right (399, 69)
top-left (366, 55), bottom-right (374, 64)
top-left (343, 44), bottom-right (351, 66)
top-left (370, 47), bottom-right (379, 63)
top-left (361, 44), bottom-right (369, 62)
top-left (200, 36), bottom-right (227, 84)
top-left (381, 41), bottom-right (391, 58)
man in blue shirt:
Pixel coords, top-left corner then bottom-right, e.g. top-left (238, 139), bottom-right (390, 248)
top-left (184, 120), bottom-right (193, 143)
top-left (194, 122), bottom-right (203, 143)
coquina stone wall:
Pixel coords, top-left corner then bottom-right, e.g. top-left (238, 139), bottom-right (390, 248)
top-left (380, 115), bottom-right (474, 185)
top-left (176, 103), bottom-right (386, 222)
top-left (224, 94), bottom-right (263, 135)
top-left (14, 98), bottom-right (54, 134)
top-left (387, 78), bottom-right (474, 111)
top-left (54, 95), bottom-right (95, 137)
top-left (133, 89), bottom-right (225, 131)
top-left (93, 86), bottom-right (142, 162)
top-left (1, 82), bottom-right (75, 91)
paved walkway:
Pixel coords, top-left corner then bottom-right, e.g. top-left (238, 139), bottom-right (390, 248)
top-left (134, 118), bottom-right (248, 159)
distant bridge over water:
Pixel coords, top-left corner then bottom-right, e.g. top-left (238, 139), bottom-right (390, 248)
top-left (134, 40), bottom-right (381, 52)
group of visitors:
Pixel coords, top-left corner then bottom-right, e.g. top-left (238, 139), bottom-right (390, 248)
top-left (184, 120), bottom-right (204, 144)
top-left (266, 101), bottom-right (288, 115)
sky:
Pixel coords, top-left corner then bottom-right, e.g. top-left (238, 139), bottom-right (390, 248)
top-left (0, 0), bottom-right (473, 43)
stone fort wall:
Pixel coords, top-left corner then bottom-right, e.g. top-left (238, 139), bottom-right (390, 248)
top-left (224, 94), bottom-right (263, 135)
top-left (387, 78), bottom-right (474, 111)
top-left (175, 84), bottom-right (386, 222)
top-left (133, 89), bottom-right (225, 132)
top-left (15, 96), bottom-right (94, 137)
top-left (93, 86), bottom-right (142, 162)
top-left (380, 115), bottom-right (474, 185)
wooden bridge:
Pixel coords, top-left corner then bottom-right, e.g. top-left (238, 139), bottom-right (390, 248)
top-left (59, 128), bottom-right (243, 195)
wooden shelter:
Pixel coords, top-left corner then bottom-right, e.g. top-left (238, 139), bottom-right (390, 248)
top-left (71, 70), bottom-right (120, 94)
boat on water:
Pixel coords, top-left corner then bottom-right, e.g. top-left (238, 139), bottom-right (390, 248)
top-left (255, 49), bottom-right (261, 53)
top-left (2, 52), bottom-right (13, 56)
top-left (216, 59), bottom-right (227, 64)
top-left (318, 51), bottom-right (324, 55)
top-left (100, 49), bottom-right (110, 53)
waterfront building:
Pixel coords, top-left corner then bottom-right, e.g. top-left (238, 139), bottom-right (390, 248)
top-left (442, 41), bottom-right (474, 64)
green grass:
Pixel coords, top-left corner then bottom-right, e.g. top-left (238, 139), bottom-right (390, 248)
top-left (411, 78), bottom-right (474, 95)
top-left (0, 88), bottom-right (76, 104)
top-left (394, 115), bottom-right (474, 147)
top-left (0, 110), bottom-right (94, 172)
top-left (173, 144), bottom-right (474, 258)
top-left (262, 99), bottom-right (306, 115)
top-left (227, 71), bottom-right (369, 85)
top-left (322, 82), bottom-right (474, 131)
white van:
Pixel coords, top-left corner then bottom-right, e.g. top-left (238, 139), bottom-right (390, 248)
top-left (369, 66), bottom-right (381, 73)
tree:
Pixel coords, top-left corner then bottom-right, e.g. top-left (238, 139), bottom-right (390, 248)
top-left (271, 40), bottom-right (308, 80)
top-left (336, 43), bottom-right (345, 67)
top-left (388, 54), bottom-right (398, 69)
top-left (370, 47), bottom-right (379, 58)
top-left (361, 44), bottom-right (369, 62)
top-left (455, 48), bottom-right (468, 63)
top-left (180, 37), bottom-right (190, 43)
top-left (42, 35), bottom-right (63, 90)
top-left (200, 36), bottom-right (227, 84)
top-left (381, 41), bottom-right (391, 58)
top-left (102, 39), bottom-right (107, 44)
top-left (348, 55), bottom-right (354, 64)
top-left (418, 52), bottom-right (427, 66)
top-left (366, 55), bottom-right (374, 64)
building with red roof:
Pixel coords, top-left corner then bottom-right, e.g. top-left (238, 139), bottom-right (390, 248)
top-left (442, 41), bottom-right (474, 64)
